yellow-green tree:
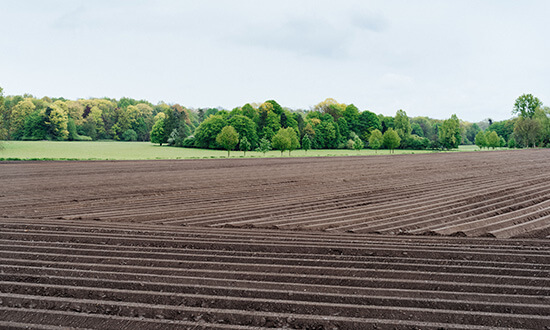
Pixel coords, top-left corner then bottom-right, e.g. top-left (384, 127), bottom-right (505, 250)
top-left (383, 128), bottom-right (401, 153)
top-left (216, 126), bottom-right (239, 157)
top-left (368, 129), bottom-right (383, 152)
top-left (11, 98), bottom-right (35, 139)
top-left (46, 103), bottom-right (69, 140)
top-left (486, 131), bottom-right (500, 149)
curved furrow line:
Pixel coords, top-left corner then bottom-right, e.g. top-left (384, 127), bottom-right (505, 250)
top-left (4, 217), bottom-right (550, 249)
top-left (174, 176), bottom-right (491, 226)
top-left (346, 183), bottom-right (550, 234)
top-left (412, 199), bottom-right (550, 236)
top-left (249, 175), bottom-right (550, 231)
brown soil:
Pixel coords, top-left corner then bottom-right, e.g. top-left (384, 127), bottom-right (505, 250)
top-left (1, 150), bottom-right (550, 329)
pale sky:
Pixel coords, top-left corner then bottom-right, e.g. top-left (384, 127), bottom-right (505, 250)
top-left (1, 0), bottom-right (549, 122)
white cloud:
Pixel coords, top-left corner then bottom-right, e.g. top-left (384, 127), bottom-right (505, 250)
top-left (1, 0), bottom-right (549, 122)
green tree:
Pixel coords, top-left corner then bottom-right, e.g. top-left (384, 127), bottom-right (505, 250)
top-left (239, 135), bottom-right (251, 156)
top-left (241, 103), bottom-right (258, 123)
top-left (23, 110), bottom-right (48, 140)
top-left (357, 110), bottom-right (381, 140)
top-left (10, 99), bottom-right (36, 139)
top-left (486, 131), bottom-right (500, 149)
top-left (438, 114), bottom-right (461, 150)
top-left (313, 98), bottom-right (345, 121)
top-left (0, 87), bottom-right (7, 140)
top-left (194, 115), bottom-right (227, 149)
top-left (513, 94), bottom-right (542, 119)
top-left (216, 125), bottom-right (239, 157)
top-left (353, 135), bottom-right (364, 151)
top-left (474, 130), bottom-right (486, 149)
top-left (272, 128), bottom-right (291, 156)
top-left (256, 137), bottom-right (272, 155)
top-left (261, 111), bottom-right (281, 141)
top-left (228, 115), bottom-right (258, 149)
top-left (287, 128), bottom-right (300, 155)
top-left (508, 137), bottom-right (517, 148)
top-left (302, 135), bottom-right (311, 153)
top-left (383, 128), bottom-right (401, 153)
top-left (394, 109), bottom-right (411, 142)
top-left (46, 103), bottom-right (69, 140)
top-left (343, 104), bottom-right (360, 133)
top-left (411, 122), bottom-right (424, 137)
top-left (514, 117), bottom-right (542, 148)
top-left (368, 129), bottom-right (383, 152)
top-left (122, 129), bottom-right (138, 141)
top-left (150, 118), bottom-right (165, 145)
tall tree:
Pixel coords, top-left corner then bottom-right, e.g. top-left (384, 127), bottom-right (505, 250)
top-left (216, 126), bottom-right (239, 157)
top-left (393, 109), bottom-right (411, 142)
top-left (302, 135), bottom-right (311, 153)
top-left (313, 98), bottom-right (345, 121)
top-left (10, 99), bottom-right (35, 139)
top-left (438, 114), bottom-right (461, 150)
top-left (353, 135), bottom-right (364, 151)
top-left (514, 117), bottom-right (542, 147)
top-left (513, 94), bottom-right (542, 119)
top-left (357, 111), bottom-right (381, 140)
top-left (383, 128), bottom-right (400, 153)
top-left (486, 131), bottom-right (500, 149)
top-left (239, 136), bottom-right (251, 156)
top-left (228, 115), bottom-right (258, 149)
top-left (474, 130), bottom-right (486, 149)
top-left (194, 115), bottom-right (227, 149)
top-left (368, 129), bottom-right (383, 152)
top-left (256, 137), bottom-right (272, 155)
top-left (272, 128), bottom-right (291, 156)
top-left (343, 104), bottom-right (360, 133)
top-left (150, 118), bottom-right (165, 145)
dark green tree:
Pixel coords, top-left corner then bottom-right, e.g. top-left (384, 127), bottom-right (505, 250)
top-left (357, 111), bottom-right (381, 140)
top-left (239, 135), bottom-right (251, 156)
top-left (228, 115), bottom-right (258, 149)
top-left (256, 137), bottom-right (272, 155)
top-left (302, 135), bottom-right (311, 153)
top-left (343, 104), bottom-right (360, 133)
top-left (194, 115), bottom-right (227, 149)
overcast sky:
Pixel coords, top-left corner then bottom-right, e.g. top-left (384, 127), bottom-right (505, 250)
top-left (1, 1), bottom-right (549, 122)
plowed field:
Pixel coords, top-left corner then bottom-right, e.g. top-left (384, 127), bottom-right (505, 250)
top-left (1, 149), bottom-right (550, 329)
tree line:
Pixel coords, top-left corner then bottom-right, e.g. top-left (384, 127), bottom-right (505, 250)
top-left (0, 87), bottom-right (547, 153)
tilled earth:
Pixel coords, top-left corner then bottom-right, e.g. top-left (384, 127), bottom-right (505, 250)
top-left (1, 149), bottom-right (550, 329)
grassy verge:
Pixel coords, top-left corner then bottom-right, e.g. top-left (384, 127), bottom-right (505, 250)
top-left (0, 141), bottom-right (493, 161)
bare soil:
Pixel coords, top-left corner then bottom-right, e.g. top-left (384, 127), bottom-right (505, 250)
top-left (1, 150), bottom-right (550, 329)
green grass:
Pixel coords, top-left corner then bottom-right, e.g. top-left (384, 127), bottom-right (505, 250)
top-left (0, 141), bottom-right (490, 161)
